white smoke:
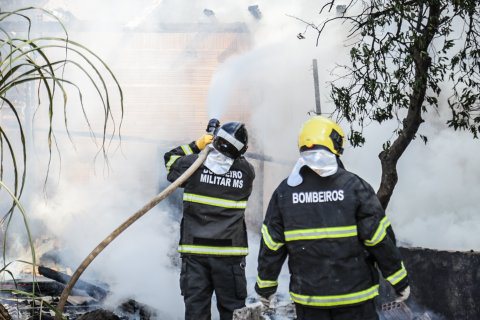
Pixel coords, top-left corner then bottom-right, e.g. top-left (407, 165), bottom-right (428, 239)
top-left (4, 0), bottom-right (479, 319)
top-left (201, 1), bottom-right (480, 253)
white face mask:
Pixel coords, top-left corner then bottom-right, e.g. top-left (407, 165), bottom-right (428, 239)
top-left (301, 149), bottom-right (338, 176)
top-left (287, 149), bottom-right (338, 186)
top-left (204, 145), bottom-right (234, 175)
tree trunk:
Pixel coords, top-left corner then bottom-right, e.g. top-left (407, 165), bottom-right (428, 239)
top-left (377, 2), bottom-right (442, 209)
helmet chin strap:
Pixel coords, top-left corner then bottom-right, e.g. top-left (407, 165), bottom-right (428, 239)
top-left (287, 149), bottom-right (338, 187)
top-left (204, 145), bottom-right (234, 175)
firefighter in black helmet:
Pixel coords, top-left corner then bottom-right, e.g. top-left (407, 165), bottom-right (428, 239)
top-left (164, 120), bottom-right (255, 320)
top-left (255, 116), bottom-right (410, 320)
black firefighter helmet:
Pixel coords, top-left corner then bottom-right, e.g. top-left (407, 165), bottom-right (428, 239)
top-left (213, 122), bottom-right (248, 159)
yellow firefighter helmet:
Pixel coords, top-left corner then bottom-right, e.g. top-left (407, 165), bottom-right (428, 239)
top-left (298, 116), bottom-right (345, 156)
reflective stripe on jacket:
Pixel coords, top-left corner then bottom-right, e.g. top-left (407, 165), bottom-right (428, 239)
top-left (164, 141), bottom-right (255, 257)
top-left (290, 284), bottom-right (379, 307)
top-left (183, 193), bottom-right (248, 209)
top-left (255, 166), bottom-right (408, 307)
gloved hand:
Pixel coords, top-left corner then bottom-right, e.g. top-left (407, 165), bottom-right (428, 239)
top-left (258, 294), bottom-right (273, 309)
top-left (395, 285), bottom-right (410, 303)
top-left (195, 134), bottom-right (214, 150)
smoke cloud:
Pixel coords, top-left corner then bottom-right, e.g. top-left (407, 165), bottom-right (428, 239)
top-left (4, 0), bottom-right (479, 319)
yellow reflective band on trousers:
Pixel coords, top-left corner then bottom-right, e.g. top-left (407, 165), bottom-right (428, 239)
top-left (166, 155), bottom-right (181, 173)
top-left (181, 144), bottom-right (193, 155)
top-left (386, 262), bottom-right (407, 285)
top-left (290, 285), bottom-right (379, 307)
top-left (256, 276), bottom-right (278, 289)
top-left (183, 193), bottom-right (247, 209)
top-left (178, 245), bottom-right (248, 255)
top-left (261, 224), bottom-right (284, 251)
top-left (284, 225), bottom-right (357, 242)
top-left (364, 216), bottom-right (391, 246)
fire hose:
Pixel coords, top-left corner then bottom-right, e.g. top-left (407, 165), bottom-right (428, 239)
top-left (55, 147), bottom-right (211, 319)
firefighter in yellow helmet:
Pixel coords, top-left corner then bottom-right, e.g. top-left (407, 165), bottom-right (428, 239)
top-left (255, 116), bottom-right (410, 320)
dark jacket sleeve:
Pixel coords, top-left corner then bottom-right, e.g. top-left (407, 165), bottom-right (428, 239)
top-left (355, 178), bottom-right (409, 293)
top-left (255, 189), bottom-right (288, 298)
top-left (163, 141), bottom-right (200, 182)
top-left (245, 162), bottom-right (255, 198)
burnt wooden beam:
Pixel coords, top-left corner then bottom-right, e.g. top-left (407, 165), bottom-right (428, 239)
top-left (118, 299), bottom-right (158, 320)
top-left (38, 266), bottom-right (108, 301)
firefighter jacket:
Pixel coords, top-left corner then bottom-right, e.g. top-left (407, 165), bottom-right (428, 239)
top-left (255, 166), bottom-right (408, 308)
top-left (164, 141), bottom-right (255, 257)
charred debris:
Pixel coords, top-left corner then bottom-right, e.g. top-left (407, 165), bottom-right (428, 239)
top-left (0, 266), bottom-right (159, 320)
top-left (2, 246), bottom-right (479, 320)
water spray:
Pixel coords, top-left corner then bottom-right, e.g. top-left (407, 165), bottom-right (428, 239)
top-left (55, 146), bottom-right (212, 319)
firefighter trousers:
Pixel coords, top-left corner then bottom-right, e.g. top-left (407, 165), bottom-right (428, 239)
top-left (180, 255), bottom-right (247, 320)
top-left (295, 300), bottom-right (379, 320)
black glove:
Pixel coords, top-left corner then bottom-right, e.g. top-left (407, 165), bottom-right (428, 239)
top-left (206, 118), bottom-right (220, 134)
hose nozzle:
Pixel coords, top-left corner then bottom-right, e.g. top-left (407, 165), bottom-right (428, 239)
top-left (206, 118), bottom-right (220, 134)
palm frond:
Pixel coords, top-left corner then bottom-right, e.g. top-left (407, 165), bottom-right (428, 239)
top-left (0, 6), bottom-right (124, 305)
